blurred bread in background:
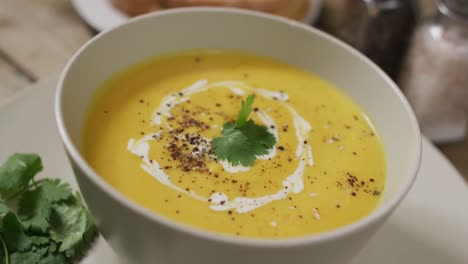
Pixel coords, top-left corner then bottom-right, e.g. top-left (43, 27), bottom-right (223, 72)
top-left (159, 0), bottom-right (308, 20)
top-left (112, 0), bottom-right (309, 21)
top-left (111, 0), bottom-right (162, 16)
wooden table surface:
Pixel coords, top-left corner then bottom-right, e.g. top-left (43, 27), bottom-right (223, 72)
top-left (0, 0), bottom-right (466, 182)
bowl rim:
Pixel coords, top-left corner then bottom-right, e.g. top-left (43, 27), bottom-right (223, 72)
top-left (55, 7), bottom-right (422, 248)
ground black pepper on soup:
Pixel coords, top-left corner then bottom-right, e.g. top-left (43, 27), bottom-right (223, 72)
top-left (83, 50), bottom-right (386, 238)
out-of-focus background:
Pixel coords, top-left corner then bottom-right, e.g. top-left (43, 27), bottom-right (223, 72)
top-left (0, 0), bottom-right (466, 181)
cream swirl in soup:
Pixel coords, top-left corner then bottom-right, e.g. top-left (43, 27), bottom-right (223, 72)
top-left (83, 50), bottom-right (386, 238)
top-left (127, 80), bottom-right (314, 213)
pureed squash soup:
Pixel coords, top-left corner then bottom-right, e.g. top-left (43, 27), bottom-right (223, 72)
top-left (83, 50), bottom-right (386, 238)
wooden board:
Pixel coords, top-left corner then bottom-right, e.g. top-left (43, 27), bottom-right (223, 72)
top-left (0, 0), bottom-right (92, 80)
top-left (0, 57), bottom-right (31, 104)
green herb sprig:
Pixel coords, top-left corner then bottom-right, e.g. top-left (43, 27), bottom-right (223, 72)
top-left (0, 154), bottom-right (97, 264)
top-left (211, 95), bottom-right (276, 166)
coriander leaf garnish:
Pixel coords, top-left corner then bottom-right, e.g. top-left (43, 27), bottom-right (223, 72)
top-left (0, 235), bottom-right (8, 264)
top-left (29, 235), bottom-right (50, 246)
top-left (0, 201), bottom-right (8, 215)
top-left (37, 252), bottom-right (68, 264)
top-left (211, 95), bottom-right (276, 166)
top-left (0, 153), bottom-right (98, 264)
top-left (211, 124), bottom-right (250, 166)
top-left (2, 212), bottom-right (32, 252)
top-left (0, 154), bottom-right (42, 199)
top-left (236, 94), bottom-right (255, 128)
top-left (18, 179), bottom-right (72, 233)
top-left (18, 189), bottom-right (53, 233)
top-left (9, 248), bottom-right (47, 264)
top-left (50, 194), bottom-right (97, 259)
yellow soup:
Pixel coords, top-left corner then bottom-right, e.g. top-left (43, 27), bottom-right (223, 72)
top-left (83, 50), bottom-right (386, 238)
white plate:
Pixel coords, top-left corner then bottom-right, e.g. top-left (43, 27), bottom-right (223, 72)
top-left (0, 76), bottom-right (467, 263)
top-left (71, 0), bottom-right (322, 32)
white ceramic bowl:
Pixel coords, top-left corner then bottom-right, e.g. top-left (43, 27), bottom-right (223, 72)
top-left (55, 8), bottom-right (421, 264)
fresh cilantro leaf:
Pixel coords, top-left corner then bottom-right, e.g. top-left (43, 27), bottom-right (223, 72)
top-left (2, 212), bottom-right (32, 252)
top-left (0, 236), bottom-right (8, 264)
top-left (49, 200), bottom-right (86, 254)
top-left (29, 236), bottom-right (50, 247)
top-left (212, 124), bottom-right (250, 166)
top-left (0, 154), bottom-right (42, 199)
top-left (221, 122), bottom-right (236, 135)
top-left (38, 180), bottom-right (73, 203)
top-left (64, 194), bottom-right (97, 259)
top-left (18, 180), bottom-right (73, 233)
top-left (0, 201), bottom-right (8, 215)
top-left (212, 120), bottom-right (276, 166)
top-left (48, 242), bottom-right (57, 254)
top-left (37, 252), bottom-right (67, 264)
top-left (0, 201), bottom-right (7, 233)
top-left (211, 96), bottom-right (277, 166)
top-left (49, 195), bottom-right (97, 258)
top-left (0, 154), bottom-right (97, 263)
top-left (9, 247), bottom-right (47, 264)
top-left (239, 120), bottom-right (276, 153)
top-left (236, 95), bottom-right (255, 128)
top-left (18, 190), bottom-right (51, 234)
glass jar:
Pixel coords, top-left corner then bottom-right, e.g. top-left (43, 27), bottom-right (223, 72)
top-left (317, 0), bottom-right (417, 79)
top-left (399, 0), bottom-right (468, 143)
